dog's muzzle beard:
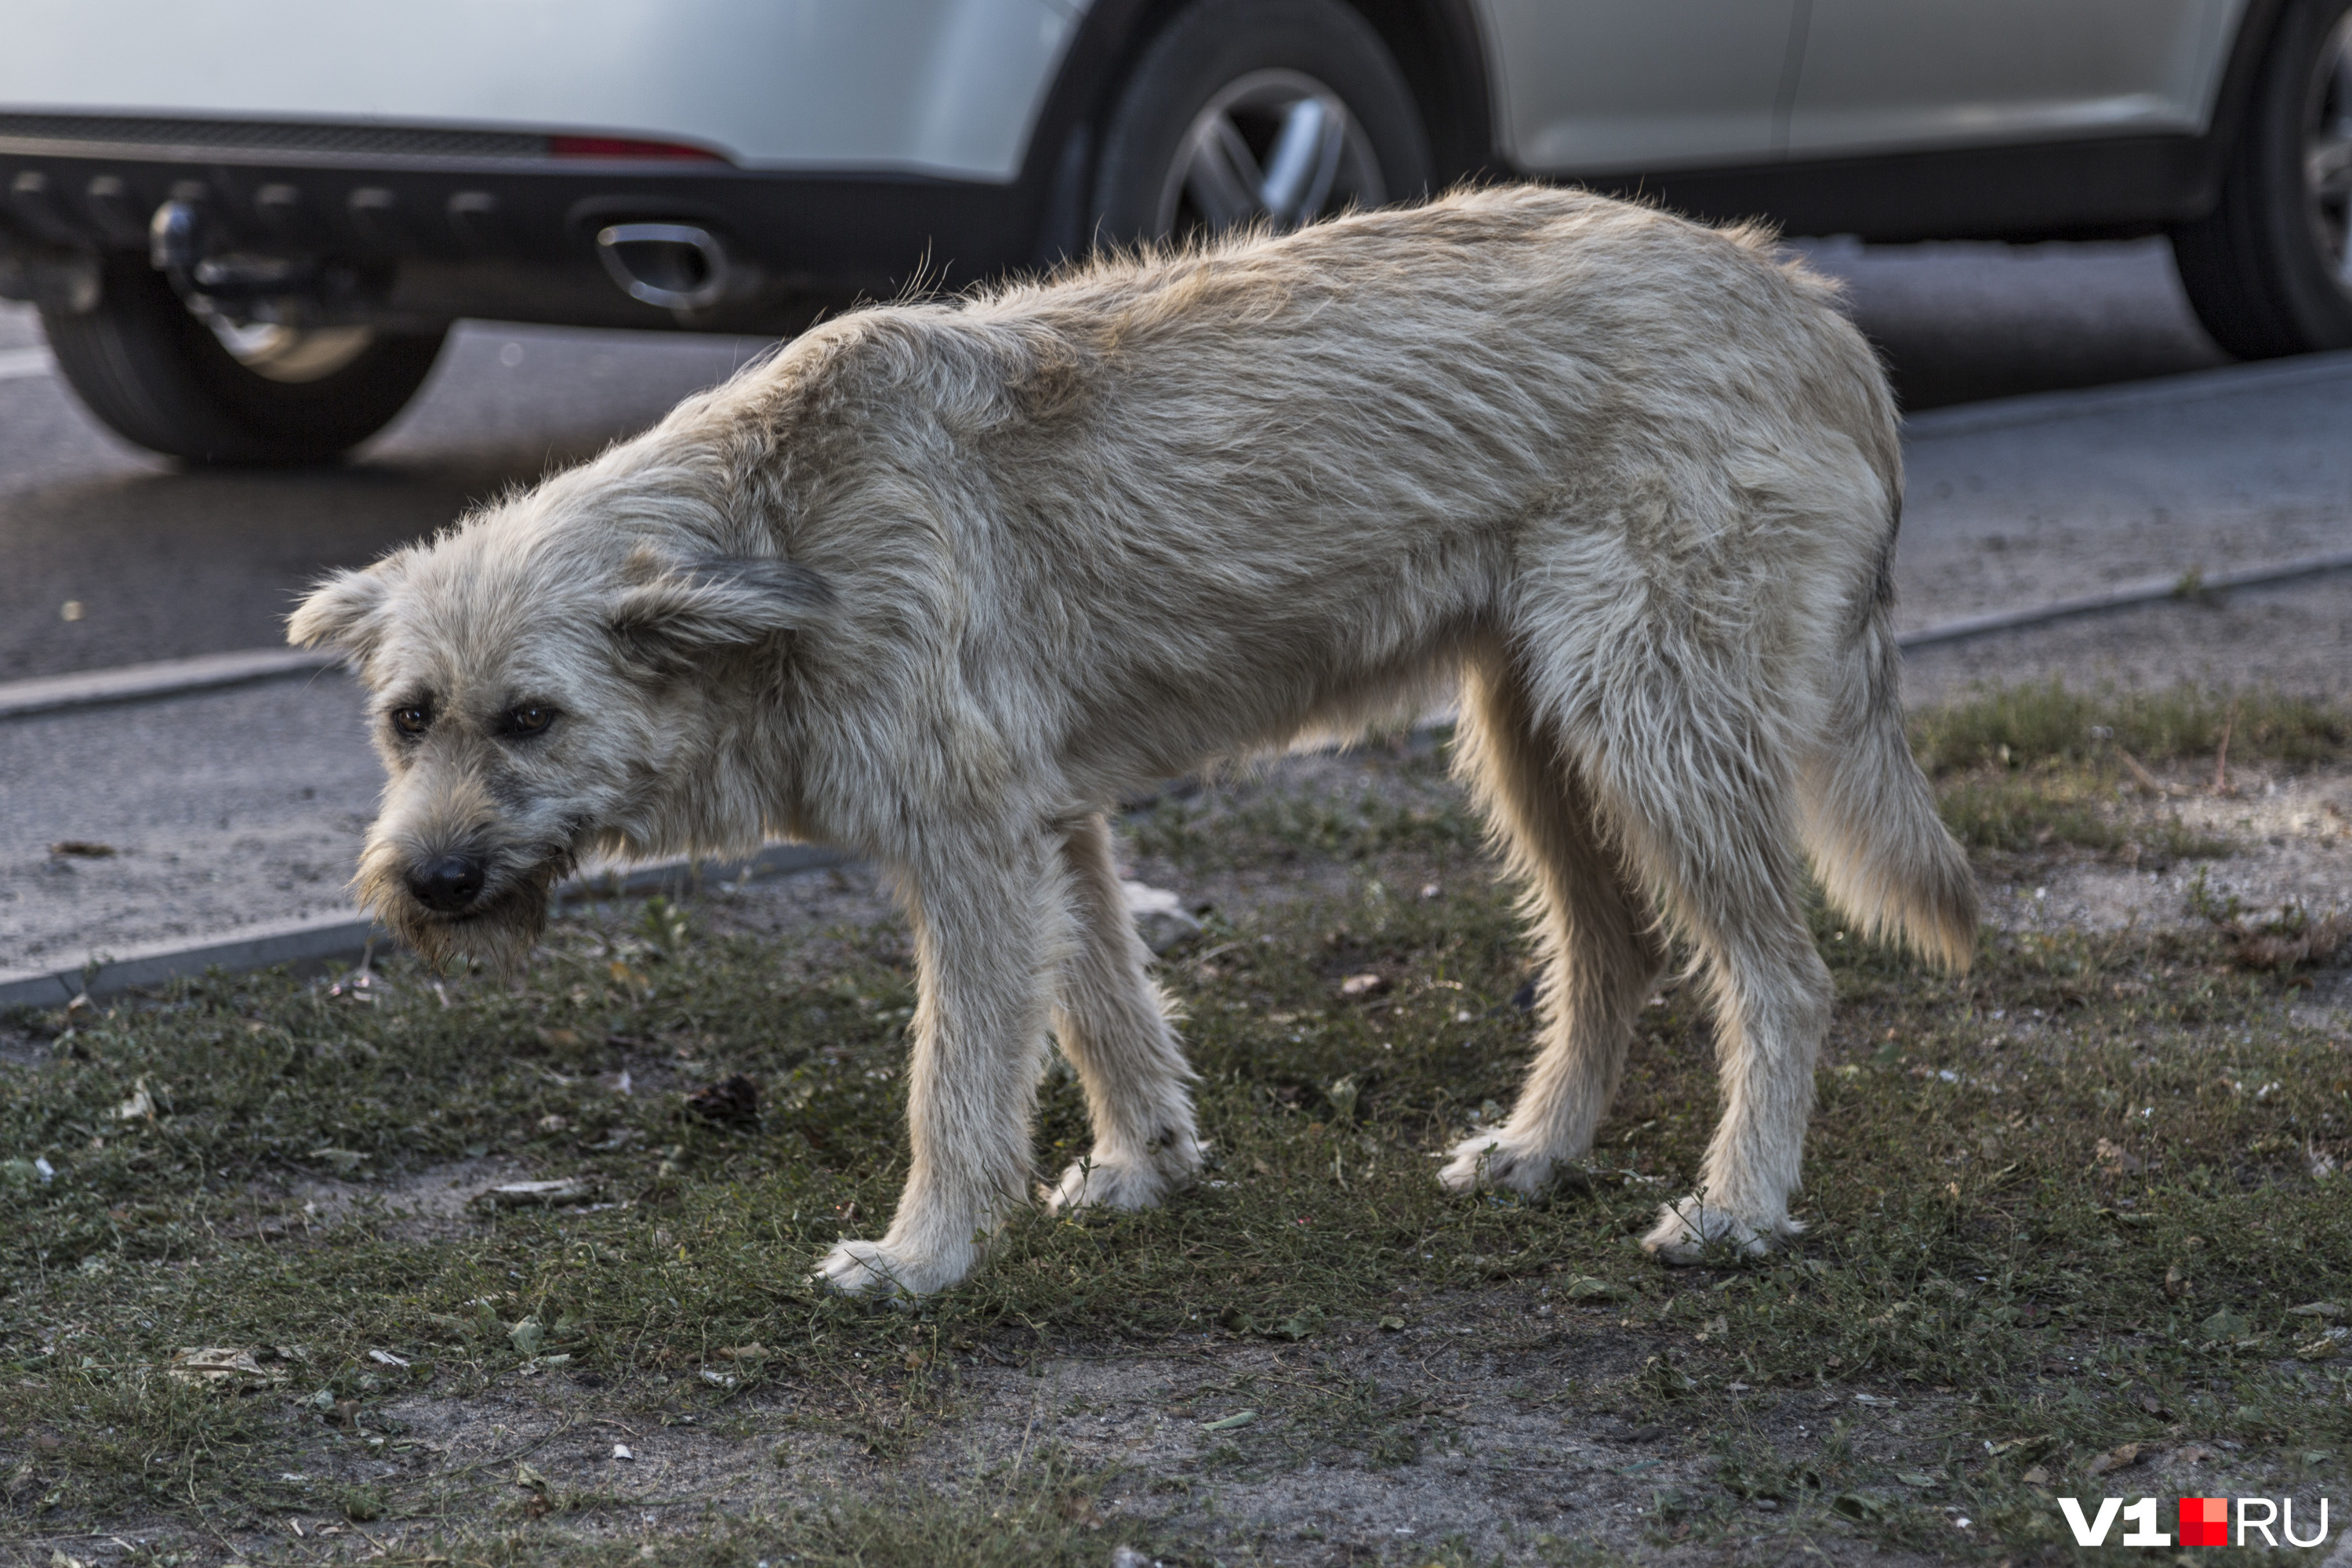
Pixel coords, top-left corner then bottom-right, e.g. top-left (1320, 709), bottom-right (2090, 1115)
top-left (353, 834), bottom-right (573, 973)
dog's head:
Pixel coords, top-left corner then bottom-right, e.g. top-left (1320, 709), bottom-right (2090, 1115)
top-left (289, 477), bottom-right (830, 971)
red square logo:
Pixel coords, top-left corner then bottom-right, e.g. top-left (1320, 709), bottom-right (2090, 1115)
top-left (2180, 1497), bottom-right (2229, 1547)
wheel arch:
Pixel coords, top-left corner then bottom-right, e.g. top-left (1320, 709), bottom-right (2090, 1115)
top-left (1337, 0), bottom-right (1501, 186)
top-left (1017, 0), bottom-right (1499, 263)
top-left (2181, 0), bottom-right (2296, 220)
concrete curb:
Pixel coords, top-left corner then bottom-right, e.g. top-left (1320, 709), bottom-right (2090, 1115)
top-left (1896, 548), bottom-right (2352, 649)
top-left (0, 648), bottom-right (342, 720)
top-left (0, 345), bottom-right (53, 383)
top-left (0, 841), bottom-right (848, 1011)
top-left (1902, 347), bottom-right (2352, 441)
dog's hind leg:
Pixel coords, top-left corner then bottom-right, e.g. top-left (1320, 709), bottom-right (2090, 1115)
top-left (1439, 651), bottom-right (1666, 1196)
top-left (1040, 811), bottom-right (1203, 1213)
top-left (1548, 659), bottom-right (1833, 1264)
top-left (815, 830), bottom-right (1066, 1296)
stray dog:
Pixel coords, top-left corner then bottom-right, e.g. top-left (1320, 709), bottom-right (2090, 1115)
top-left (291, 185), bottom-right (1976, 1293)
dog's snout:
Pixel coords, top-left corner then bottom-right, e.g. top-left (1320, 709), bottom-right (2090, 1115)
top-left (408, 854), bottom-right (486, 913)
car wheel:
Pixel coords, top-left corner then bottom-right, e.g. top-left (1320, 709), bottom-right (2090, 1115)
top-left (40, 256), bottom-right (448, 465)
top-left (2172, 0), bottom-right (2352, 358)
top-left (1091, 0), bottom-right (1433, 247)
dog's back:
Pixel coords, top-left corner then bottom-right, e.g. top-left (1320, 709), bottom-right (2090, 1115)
top-left (695, 190), bottom-right (1898, 799)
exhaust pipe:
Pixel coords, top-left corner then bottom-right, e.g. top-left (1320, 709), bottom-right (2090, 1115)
top-left (595, 223), bottom-right (730, 312)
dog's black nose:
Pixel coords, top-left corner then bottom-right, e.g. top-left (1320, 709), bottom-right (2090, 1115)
top-left (408, 854), bottom-right (485, 913)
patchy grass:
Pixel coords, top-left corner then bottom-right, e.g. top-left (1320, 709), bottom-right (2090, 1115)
top-left (1, 684), bottom-right (2347, 1563)
top-left (1908, 680), bottom-right (2350, 774)
top-left (1928, 765), bottom-right (2231, 861)
top-left (1908, 681), bottom-right (2350, 866)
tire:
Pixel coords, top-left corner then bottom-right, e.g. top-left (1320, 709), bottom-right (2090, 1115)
top-left (1091, 0), bottom-right (1433, 248)
top-left (40, 256), bottom-right (448, 465)
top-left (2172, 0), bottom-right (2352, 358)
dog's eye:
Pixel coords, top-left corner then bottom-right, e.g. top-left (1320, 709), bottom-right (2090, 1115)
top-left (502, 705), bottom-right (557, 737)
top-left (390, 706), bottom-right (431, 737)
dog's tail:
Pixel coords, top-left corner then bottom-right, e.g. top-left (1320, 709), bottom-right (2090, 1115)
top-left (1799, 597), bottom-right (1978, 972)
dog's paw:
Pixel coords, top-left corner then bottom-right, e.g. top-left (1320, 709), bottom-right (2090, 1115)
top-left (1639, 1195), bottom-right (1796, 1265)
top-left (1041, 1138), bottom-right (1201, 1214)
top-left (1436, 1131), bottom-right (1566, 1196)
top-left (813, 1238), bottom-right (971, 1298)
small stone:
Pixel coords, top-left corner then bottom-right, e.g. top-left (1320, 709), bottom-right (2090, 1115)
top-left (1121, 881), bottom-right (1201, 954)
top-left (683, 1073), bottom-right (760, 1128)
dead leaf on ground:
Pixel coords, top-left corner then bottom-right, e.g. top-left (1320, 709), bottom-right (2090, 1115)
top-left (2085, 1442), bottom-right (2146, 1476)
top-left (167, 1347), bottom-right (285, 1392)
top-left (474, 1177), bottom-right (597, 1209)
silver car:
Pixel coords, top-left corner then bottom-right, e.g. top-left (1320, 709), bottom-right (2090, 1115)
top-left (0, 0), bottom-right (2343, 463)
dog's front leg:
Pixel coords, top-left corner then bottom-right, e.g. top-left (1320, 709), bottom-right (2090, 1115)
top-left (815, 834), bottom-right (1059, 1296)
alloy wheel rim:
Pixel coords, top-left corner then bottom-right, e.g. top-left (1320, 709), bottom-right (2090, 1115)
top-left (2304, 9), bottom-right (2352, 295)
top-left (1155, 68), bottom-right (1385, 239)
top-left (206, 321), bottom-right (376, 384)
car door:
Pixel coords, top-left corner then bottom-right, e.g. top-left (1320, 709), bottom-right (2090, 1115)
top-left (1784, 0), bottom-right (2247, 155)
top-left (1477, 0), bottom-right (1803, 173)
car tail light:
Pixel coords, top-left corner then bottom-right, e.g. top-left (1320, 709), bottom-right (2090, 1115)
top-left (548, 135), bottom-right (727, 162)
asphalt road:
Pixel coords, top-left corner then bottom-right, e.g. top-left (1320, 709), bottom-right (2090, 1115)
top-left (0, 236), bottom-right (2232, 685)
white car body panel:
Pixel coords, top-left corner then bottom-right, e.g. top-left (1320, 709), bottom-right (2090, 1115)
top-left (0, 0), bottom-right (1078, 180)
top-left (1477, 0), bottom-right (1800, 172)
top-left (1474, 0), bottom-right (2246, 175)
top-left (1786, 0), bottom-right (2249, 154)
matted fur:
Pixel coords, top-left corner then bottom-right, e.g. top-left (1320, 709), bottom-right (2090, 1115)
top-left (292, 185), bottom-right (1976, 1290)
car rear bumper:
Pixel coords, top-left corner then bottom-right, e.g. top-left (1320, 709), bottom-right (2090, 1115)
top-left (0, 118), bottom-right (1046, 332)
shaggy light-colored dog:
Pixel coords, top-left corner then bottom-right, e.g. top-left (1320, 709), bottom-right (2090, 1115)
top-left (291, 185), bottom-right (1976, 1294)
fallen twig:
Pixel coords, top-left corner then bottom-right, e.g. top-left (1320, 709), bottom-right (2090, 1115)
top-left (2111, 744), bottom-right (2180, 797)
top-left (2212, 699), bottom-right (2239, 796)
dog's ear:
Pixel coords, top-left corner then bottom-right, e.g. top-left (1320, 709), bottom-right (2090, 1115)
top-left (608, 553), bottom-right (834, 666)
top-left (288, 567), bottom-right (394, 659)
